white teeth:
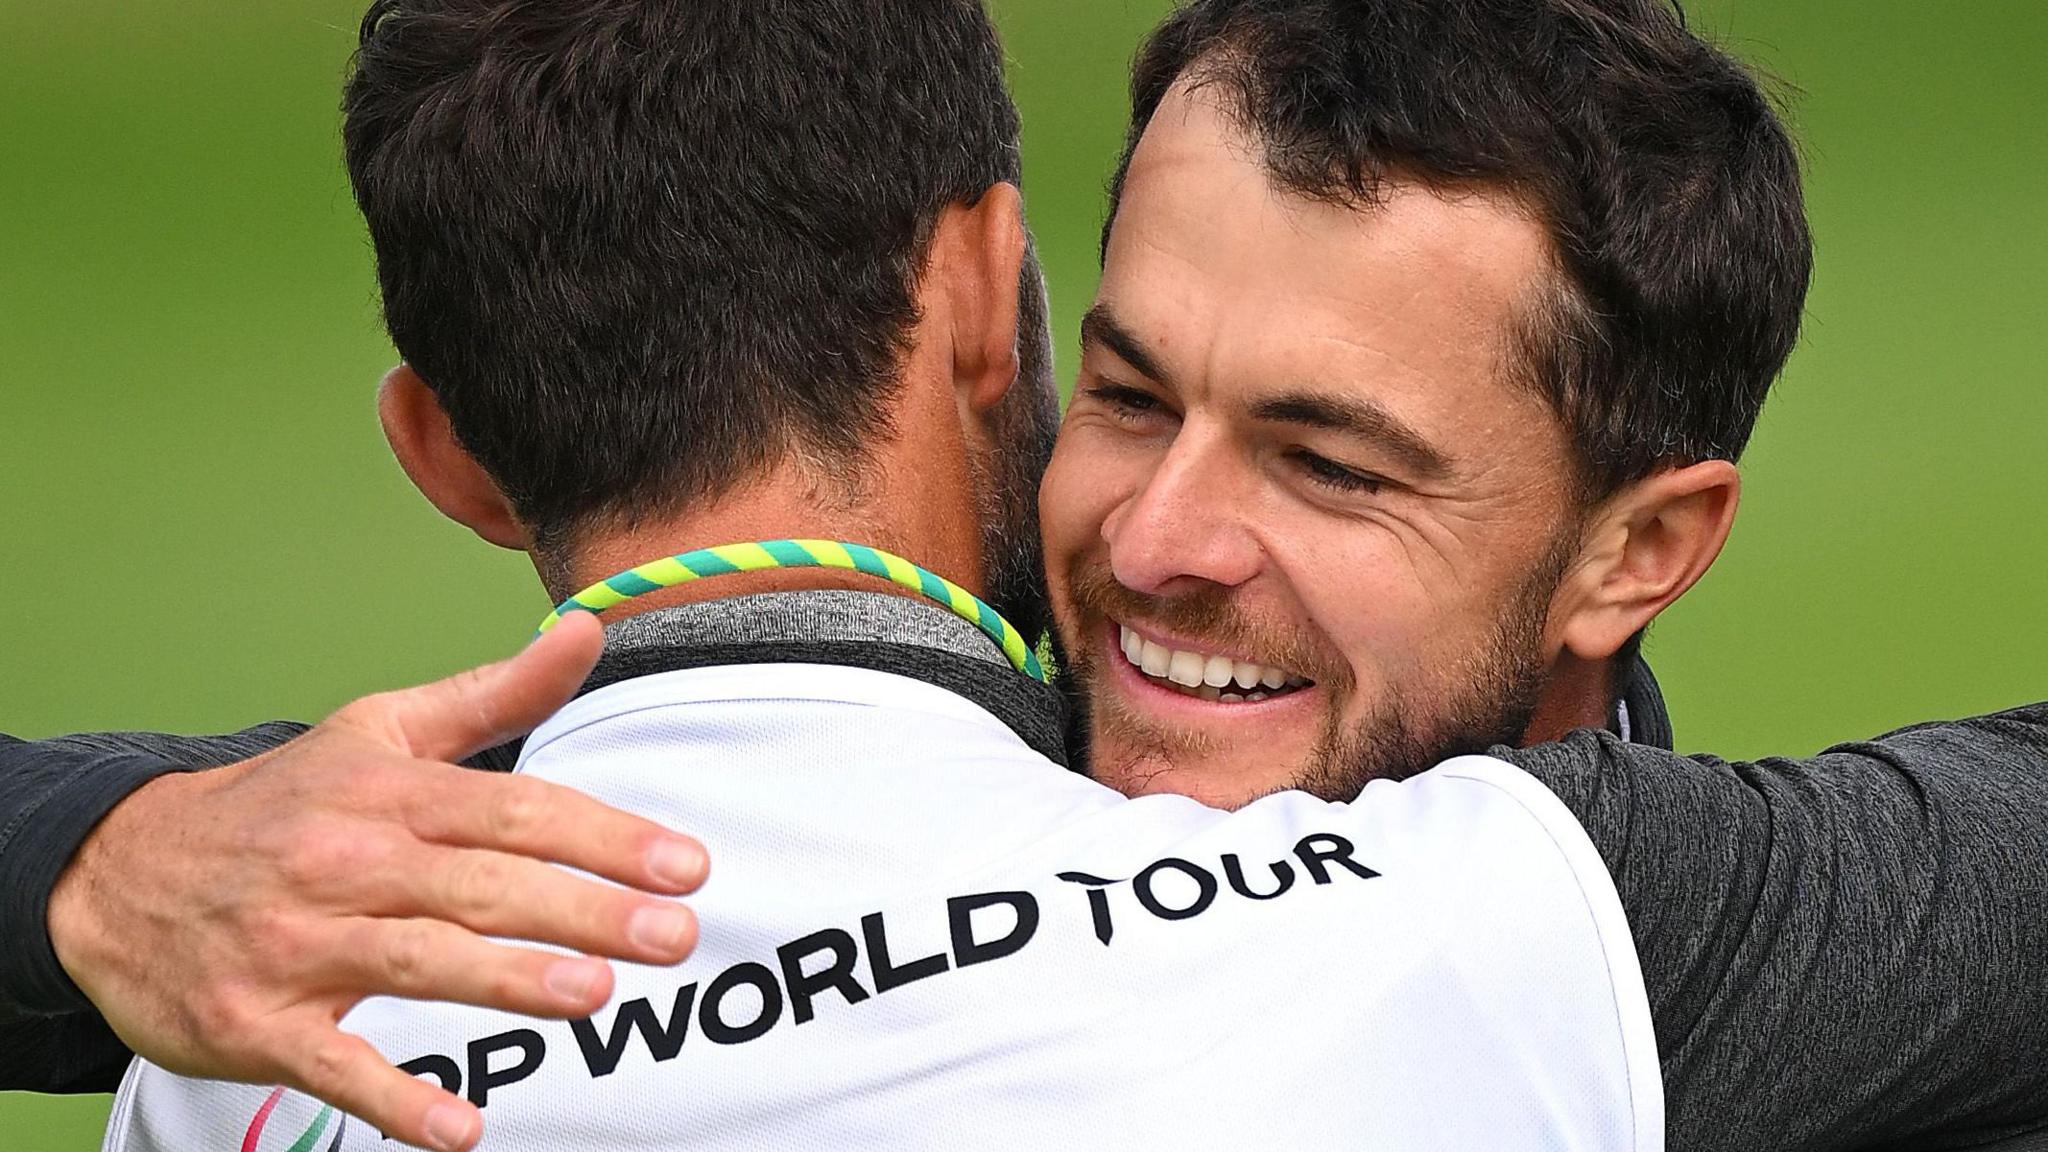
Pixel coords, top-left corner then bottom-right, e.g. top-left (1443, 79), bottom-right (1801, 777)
top-left (1248, 691), bottom-right (1269, 703)
top-left (1115, 623), bottom-right (1309, 697)
top-left (1139, 639), bottom-right (1172, 678)
top-left (1166, 649), bottom-right (1207, 688)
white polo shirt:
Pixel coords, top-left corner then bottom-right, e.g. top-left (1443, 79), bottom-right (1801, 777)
top-left (106, 659), bottom-right (1661, 1152)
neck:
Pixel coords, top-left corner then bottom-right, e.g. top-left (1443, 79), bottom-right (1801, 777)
top-left (546, 452), bottom-right (986, 623)
top-left (1520, 650), bottom-right (1616, 745)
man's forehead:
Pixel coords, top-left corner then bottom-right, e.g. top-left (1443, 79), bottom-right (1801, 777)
top-left (1098, 83), bottom-right (1559, 443)
top-left (1113, 82), bottom-right (1550, 291)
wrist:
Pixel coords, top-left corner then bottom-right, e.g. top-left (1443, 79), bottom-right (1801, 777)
top-left (34, 760), bottom-right (218, 1011)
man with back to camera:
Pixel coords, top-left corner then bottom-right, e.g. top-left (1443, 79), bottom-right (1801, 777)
top-left (5, 1), bottom-right (2048, 1149)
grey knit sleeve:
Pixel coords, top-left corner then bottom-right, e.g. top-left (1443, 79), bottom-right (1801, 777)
top-left (1501, 703), bottom-right (2048, 1151)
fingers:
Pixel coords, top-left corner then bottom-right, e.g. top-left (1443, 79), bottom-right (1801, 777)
top-left (279, 1023), bottom-right (482, 1152)
top-left (405, 770), bottom-right (710, 896)
top-left (331, 916), bottom-right (623, 1018)
top-left (342, 611), bottom-right (606, 762)
top-left (388, 844), bottom-right (700, 965)
top-left (256, 764), bottom-right (705, 967)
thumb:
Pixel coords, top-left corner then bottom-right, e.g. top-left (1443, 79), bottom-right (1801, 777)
top-left (344, 612), bottom-right (606, 761)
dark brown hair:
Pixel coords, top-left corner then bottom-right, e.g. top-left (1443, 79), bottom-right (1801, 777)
top-left (344, 0), bottom-right (1023, 548)
top-left (1110, 0), bottom-right (1813, 498)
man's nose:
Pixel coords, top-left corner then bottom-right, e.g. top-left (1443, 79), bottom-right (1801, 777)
top-left (1103, 427), bottom-right (1263, 595)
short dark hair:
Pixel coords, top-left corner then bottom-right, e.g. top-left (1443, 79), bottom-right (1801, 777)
top-left (344, 0), bottom-right (1021, 550)
top-left (1109, 0), bottom-right (1812, 498)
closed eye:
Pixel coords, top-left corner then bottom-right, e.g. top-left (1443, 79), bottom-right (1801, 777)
top-left (1083, 382), bottom-right (1170, 422)
top-left (1291, 449), bottom-right (1386, 495)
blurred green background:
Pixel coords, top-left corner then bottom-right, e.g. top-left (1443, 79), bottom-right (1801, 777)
top-left (3, 0), bottom-right (2044, 1146)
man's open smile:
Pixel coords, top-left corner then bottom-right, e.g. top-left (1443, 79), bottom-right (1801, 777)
top-left (1105, 619), bottom-right (1317, 708)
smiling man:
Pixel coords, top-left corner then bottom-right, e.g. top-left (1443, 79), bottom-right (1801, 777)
top-left (1047, 0), bottom-right (1798, 806)
top-left (1051, 169), bottom-right (1583, 804)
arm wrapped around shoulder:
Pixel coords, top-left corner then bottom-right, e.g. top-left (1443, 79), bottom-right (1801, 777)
top-left (1502, 702), bottom-right (2048, 1152)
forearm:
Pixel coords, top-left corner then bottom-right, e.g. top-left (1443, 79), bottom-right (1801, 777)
top-left (2, 736), bottom-right (182, 1016)
top-left (0, 728), bottom-right (306, 1029)
top-left (1505, 703), bottom-right (2048, 1151)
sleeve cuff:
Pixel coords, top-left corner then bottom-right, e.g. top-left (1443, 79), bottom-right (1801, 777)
top-left (0, 752), bottom-right (193, 1015)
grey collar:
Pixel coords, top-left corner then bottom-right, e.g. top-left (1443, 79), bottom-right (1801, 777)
top-left (563, 590), bottom-right (1072, 767)
top-left (599, 590), bottom-right (1010, 670)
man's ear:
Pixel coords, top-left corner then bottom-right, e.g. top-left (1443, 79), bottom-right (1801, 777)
top-left (928, 182), bottom-right (1027, 417)
top-left (1551, 460), bottom-right (1740, 660)
top-left (377, 364), bottom-right (531, 550)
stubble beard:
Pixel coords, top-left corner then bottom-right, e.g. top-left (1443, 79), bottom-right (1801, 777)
top-left (1061, 555), bottom-right (1561, 805)
top-left (1285, 588), bottom-right (1552, 800)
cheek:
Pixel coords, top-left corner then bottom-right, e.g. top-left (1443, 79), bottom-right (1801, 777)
top-left (1040, 429), bottom-right (1141, 566)
top-left (1283, 533), bottom-right (1506, 707)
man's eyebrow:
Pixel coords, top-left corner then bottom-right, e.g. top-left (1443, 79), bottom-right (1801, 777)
top-left (1080, 305), bottom-right (1173, 386)
top-left (1250, 391), bottom-right (1453, 481)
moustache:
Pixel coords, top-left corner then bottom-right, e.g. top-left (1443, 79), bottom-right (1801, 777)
top-left (1064, 560), bottom-right (1348, 689)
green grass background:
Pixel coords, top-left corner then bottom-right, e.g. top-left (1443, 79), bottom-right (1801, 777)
top-left (3, 1), bottom-right (2043, 1146)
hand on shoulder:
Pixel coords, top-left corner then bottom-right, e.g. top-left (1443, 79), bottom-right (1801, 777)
top-left (47, 615), bottom-right (710, 1152)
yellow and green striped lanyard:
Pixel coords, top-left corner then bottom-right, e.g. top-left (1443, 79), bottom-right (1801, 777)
top-left (537, 539), bottom-right (1047, 683)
